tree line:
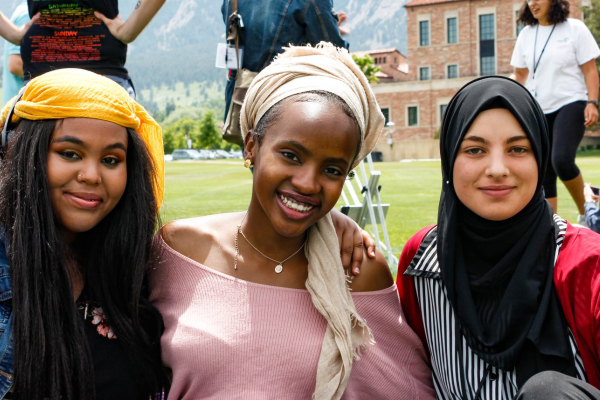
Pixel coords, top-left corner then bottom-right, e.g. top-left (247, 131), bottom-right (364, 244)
top-left (161, 111), bottom-right (239, 154)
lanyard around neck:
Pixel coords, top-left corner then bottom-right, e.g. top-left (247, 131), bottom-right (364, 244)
top-left (533, 24), bottom-right (556, 78)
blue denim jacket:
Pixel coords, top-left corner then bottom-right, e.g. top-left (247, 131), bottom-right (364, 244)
top-left (584, 201), bottom-right (600, 233)
top-left (221, 0), bottom-right (349, 119)
top-left (0, 233), bottom-right (13, 398)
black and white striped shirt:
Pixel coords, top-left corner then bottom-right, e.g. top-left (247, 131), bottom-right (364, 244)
top-left (405, 216), bottom-right (586, 400)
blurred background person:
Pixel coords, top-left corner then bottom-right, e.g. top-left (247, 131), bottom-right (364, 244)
top-left (2, 0), bottom-right (29, 106)
top-left (20, 0), bottom-right (166, 98)
top-left (511, 0), bottom-right (600, 226)
top-left (583, 183), bottom-right (600, 233)
top-left (0, 9), bottom-right (33, 45)
top-left (220, 0), bottom-right (349, 146)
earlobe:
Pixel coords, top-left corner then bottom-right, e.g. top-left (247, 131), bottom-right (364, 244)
top-left (243, 130), bottom-right (257, 164)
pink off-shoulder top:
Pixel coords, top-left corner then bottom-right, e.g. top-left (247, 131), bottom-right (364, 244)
top-left (148, 235), bottom-right (434, 400)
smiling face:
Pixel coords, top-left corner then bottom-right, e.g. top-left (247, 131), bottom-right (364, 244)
top-left (245, 97), bottom-right (360, 238)
top-left (453, 108), bottom-right (538, 221)
top-left (46, 118), bottom-right (128, 241)
top-left (528, 0), bottom-right (552, 24)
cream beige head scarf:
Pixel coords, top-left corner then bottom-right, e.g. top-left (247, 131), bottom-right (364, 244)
top-left (241, 43), bottom-right (384, 399)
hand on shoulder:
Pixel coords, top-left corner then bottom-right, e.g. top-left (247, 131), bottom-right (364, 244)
top-left (349, 248), bottom-right (394, 292)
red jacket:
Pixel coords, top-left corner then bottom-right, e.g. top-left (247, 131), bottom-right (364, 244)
top-left (397, 222), bottom-right (600, 388)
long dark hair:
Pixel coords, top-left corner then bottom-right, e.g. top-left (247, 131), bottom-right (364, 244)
top-left (518, 0), bottom-right (570, 26)
top-left (0, 119), bottom-right (166, 400)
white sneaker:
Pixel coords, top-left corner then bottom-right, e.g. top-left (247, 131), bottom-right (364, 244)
top-left (577, 214), bottom-right (589, 229)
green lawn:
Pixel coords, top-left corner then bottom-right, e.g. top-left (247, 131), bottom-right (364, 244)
top-left (162, 156), bottom-right (600, 257)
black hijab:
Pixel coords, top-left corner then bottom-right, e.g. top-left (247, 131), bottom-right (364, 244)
top-left (438, 76), bottom-right (576, 385)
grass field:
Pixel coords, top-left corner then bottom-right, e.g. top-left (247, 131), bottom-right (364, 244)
top-left (162, 154), bottom-right (600, 258)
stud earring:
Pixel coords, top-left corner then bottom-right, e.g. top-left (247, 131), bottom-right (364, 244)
top-left (244, 159), bottom-right (252, 168)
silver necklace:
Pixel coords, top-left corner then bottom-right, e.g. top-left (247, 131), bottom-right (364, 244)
top-left (234, 213), bottom-right (306, 273)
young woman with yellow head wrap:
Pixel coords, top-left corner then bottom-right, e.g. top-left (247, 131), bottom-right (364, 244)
top-left (0, 69), bottom-right (168, 400)
top-left (150, 43), bottom-right (435, 400)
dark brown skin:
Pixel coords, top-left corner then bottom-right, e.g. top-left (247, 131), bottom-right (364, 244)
top-left (162, 213), bottom-right (392, 292)
top-left (162, 98), bottom-right (393, 292)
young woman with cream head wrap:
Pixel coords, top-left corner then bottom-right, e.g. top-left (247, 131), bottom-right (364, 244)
top-left (0, 69), bottom-right (168, 400)
top-left (150, 43), bottom-right (434, 400)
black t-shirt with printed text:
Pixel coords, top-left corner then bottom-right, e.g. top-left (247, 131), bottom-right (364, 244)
top-left (22, 0), bottom-right (129, 80)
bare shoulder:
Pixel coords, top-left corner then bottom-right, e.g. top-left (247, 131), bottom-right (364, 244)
top-left (160, 212), bottom-right (243, 263)
top-left (349, 248), bottom-right (395, 293)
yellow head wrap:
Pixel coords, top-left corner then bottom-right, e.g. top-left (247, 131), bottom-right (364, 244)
top-left (0, 69), bottom-right (165, 207)
top-left (241, 42), bottom-right (384, 168)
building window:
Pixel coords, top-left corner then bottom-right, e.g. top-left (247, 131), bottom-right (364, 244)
top-left (515, 10), bottom-right (524, 36)
top-left (381, 107), bottom-right (390, 126)
top-left (419, 67), bottom-right (430, 81)
top-left (479, 14), bottom-right (496, 75)
top-left (447, 64), bottom-right (458, 79)
top-left (447, 17), bottom-right (458, 44)
top-left (383, 57), bottom-right (387, 63)
top-left (440, 104), bottom-right (448, 123)
top-left (408, 106), bottom-right (419, 127)
top-left (419, 20), bottom-right (430, 46)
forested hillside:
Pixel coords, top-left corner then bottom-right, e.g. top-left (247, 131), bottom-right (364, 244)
top-left (0, 0), bottom-right (407, 122)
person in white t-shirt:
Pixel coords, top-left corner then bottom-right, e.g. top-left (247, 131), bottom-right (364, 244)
top-left (511, 0), bottom-right (599, 226)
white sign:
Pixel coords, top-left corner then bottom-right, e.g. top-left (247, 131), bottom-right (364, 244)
top-left (215, 43), bottom-right (244, 70)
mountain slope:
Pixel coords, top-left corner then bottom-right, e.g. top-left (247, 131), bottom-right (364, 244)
top-left (1, 0), bottom-right (407, 89)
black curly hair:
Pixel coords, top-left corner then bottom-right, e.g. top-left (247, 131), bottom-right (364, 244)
top-left (518, 0), bottom-right (570, 26)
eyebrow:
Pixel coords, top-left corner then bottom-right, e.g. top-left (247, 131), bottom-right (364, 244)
top-left (52, 135), bottom-right (127, 151)
top-left (506, 135), bottom-right (529, 144)
top-left (280, 139), bottom-right (313, 156)
top-left (463, 136), bottom-right (487, 145)
top-left (279, 139), bottom-right (350, 165)
top-left (52, 135), bottom-right (84, 146)
top-left (463, 135), bottom-right (529, 145)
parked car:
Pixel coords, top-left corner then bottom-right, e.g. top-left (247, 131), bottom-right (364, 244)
top-left (197, 149), bottom-right (215, 159)
top-left (172, 149), bottom-right (204, 160)
top-left (214, 150), bottom-right (235, 159)
top-left (229, 150), bottom-right (243, 159)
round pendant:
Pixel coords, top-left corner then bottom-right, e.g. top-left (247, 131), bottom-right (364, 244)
top-left (275, 264), bottom-right (283, 274)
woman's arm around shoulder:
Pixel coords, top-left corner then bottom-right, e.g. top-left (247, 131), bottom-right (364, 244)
top-left (349, 248), bottom-right (394, 293)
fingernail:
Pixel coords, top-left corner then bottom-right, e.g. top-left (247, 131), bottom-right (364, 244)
top-left (354, 267), bottom-right (359, 274)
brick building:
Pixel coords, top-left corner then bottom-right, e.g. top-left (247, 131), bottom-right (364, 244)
top-left (371, 0), bottom-right (586, 161)
top-left (351, 48), bottom-right (409, 81)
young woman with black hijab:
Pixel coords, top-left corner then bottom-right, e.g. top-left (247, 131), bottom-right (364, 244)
top-left (397, 76), bottom-right (600, 400)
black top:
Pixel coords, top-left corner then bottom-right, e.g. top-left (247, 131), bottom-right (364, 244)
top-left (80, 303), bottom-right (143, 400)
top-left (4, 303), bottom-right (146, 400)
top-left (21, 0), bottom-right (129, 80)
